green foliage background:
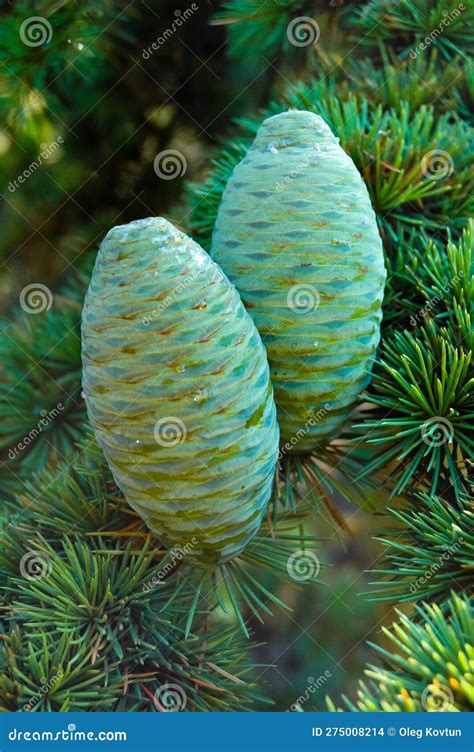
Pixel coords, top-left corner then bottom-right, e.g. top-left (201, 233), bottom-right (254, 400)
top-left (0, 0), bottom-right (472, 713)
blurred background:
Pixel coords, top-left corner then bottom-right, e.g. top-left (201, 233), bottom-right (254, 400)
top-left (2, 0), bottom-right (454, 711)
top-left (1, 1), bottom-right (376, 305)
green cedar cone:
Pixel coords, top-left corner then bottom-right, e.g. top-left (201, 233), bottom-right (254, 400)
top-left (81, 218), bottom-right (279, 567)
top-left (211, 110), bottom-right (386, 451)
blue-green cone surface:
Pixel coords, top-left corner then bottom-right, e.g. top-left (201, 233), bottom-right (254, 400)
top-left (81, 218), bottom-right (279, 566)
top-left (211, 110), bottom-right (386, 452)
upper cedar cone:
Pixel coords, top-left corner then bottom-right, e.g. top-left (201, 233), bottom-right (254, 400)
top-left (211, 110), bottom-right (386, 452)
